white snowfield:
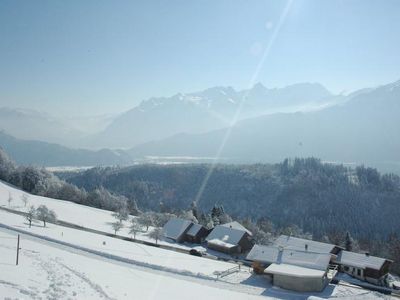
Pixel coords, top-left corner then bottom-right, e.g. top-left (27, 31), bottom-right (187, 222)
top-left (0, 229), bottom-right (265, 300)
top-left (0, 181), bottom-right (392, 299)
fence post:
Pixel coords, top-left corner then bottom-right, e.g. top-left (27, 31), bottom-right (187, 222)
top-left (16, 234), bottom-right (20, 265)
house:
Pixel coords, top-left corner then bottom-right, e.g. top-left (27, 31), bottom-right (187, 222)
top-left (246, 244), bottom-right (333, 292)
top-left (206, 221), bottom-right (253, 254)
top-left (162, 218), bottom-right (209, 244)
top-left (184, 223), bottom-right (209, 244)
top-left (274, 235), bottom-right (342, 261)
top-left (162, 218), bottom-right (193, 243)
top-left (333, 250), bottom-right (393, 286)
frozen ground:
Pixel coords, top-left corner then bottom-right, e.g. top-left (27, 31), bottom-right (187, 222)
top-left (0, 229), bottom-right (267, 300)
top-left (0, 181), bottom-right (393, 299)
top-left (0, 180), bottom-right (191, 250)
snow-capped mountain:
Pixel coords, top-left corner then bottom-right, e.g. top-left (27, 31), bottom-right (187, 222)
top-left (128, 79), bottom-right (400, 174)
top-left (88, 82), bottom-right (336, 148)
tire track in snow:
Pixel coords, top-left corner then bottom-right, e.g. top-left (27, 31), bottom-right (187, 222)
top-left (56, 259), bottom-right (116, 300)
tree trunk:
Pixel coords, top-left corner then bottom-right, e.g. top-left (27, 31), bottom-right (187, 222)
top-left (43, 220), bottom-right (46, 227)
top-left (29, 220), bottom-right (31, 228)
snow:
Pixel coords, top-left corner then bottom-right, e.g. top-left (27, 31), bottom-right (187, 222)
top-left (0, 229), bottom-right (266, 300)
top-left (247, 245), bottom-right (331, 272)
top-left (274, 235), bottom-right (337, 254)
top-left (206, 224), bottom-right (247, 246)
top-left (0, 210), bottom-right (236, 277)
top-left (0, 181), bottom-right (190, 250)
top-left (334, 250), bottom-right (388, 270)
top-left (222, 221), bottom-right (253, 236)
top-left (0, 181), bottom-right (393, 299)
top-left (208, 238), bottom-right (237, 249)
top-left (162, 218), bottom-right (193, 241)
top-left (266, 263), bottom-right (326, 278)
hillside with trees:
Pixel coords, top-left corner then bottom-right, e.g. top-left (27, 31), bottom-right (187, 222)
top-left (62, 158), bottom-right (400, 244)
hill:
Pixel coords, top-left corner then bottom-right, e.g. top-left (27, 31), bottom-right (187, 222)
top-left (0, 131), bottom-right (132, 167)
top-left (64, 158), bottom-right (400, 242)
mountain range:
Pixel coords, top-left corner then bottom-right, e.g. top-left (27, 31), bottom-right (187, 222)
top-left (1, 80), bottom-right (399, 173)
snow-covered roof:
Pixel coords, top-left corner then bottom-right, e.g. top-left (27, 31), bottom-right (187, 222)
top-left (221, 221), bottom-right (252, 236)
top-left (274, 235), bottom-right (337, 254)
top-left (185, 223), bottom-right (205, 237)
top-left (246, 245), bottom-right (331, 271)
top-left (162, 218), bottom-right (193, 241)
top-left (207, 238), bottom-right (237, 249)
top-left (282, 249), bottom-right (331, 271)
top-left (246, 245), bottom-right (280, 264)
top-left (206, 225), bottom-right (247, 247)
top-left (266, 263), bottom-right (326, 278)
top-left (333, 251), bottom-right (391, 270)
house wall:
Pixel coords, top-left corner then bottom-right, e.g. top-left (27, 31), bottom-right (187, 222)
top-left (207, 242), bottom-right (239, 254)
top-left (342, 265), bottom-right (364, 281)
top-left (273, 274), bottom-right (328, 292)
top-left (238, 233), bottom-right (254, 253)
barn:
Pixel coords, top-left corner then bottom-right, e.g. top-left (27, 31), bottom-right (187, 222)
top-left (184, 223), bottom-right (209, 244)
top-left (206, 221), bottom-right (253, 254)
top-left (333, 250), bottom-right (393, 286)
top-left (162, 218), bottom-right (193, 243)
top-left (246, 244), bottom-right (333, 292)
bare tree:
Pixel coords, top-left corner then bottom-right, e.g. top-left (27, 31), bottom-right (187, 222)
top-left (149, 227), bottom-right (163, 245)
top-left (26, 206), bottom-right (36, 228)
top-left (112, 206), bottom-right (129, 222)
top-left (21, 194), bottom-right (29, 207)
top-left (129, 219), bottom-right (143, 239)
top-left (36, 205), bottom-right (57, 227)
top-left (138, 212), bottom-right (154, 231)
top-left (111, 221), bottom-right (123, 235)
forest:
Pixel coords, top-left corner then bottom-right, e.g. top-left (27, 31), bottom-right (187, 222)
top-left (62, 158), bottom-right (400, 242)
top-left (1, 147), bottom-right (399, 273)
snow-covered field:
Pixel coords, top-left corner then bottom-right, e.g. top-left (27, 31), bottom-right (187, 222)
top-left (0, 180), bottom-right (190, 249)
top-left (0, 181), bottom-right (393, 299)
top-left (0, 228), bottom-right (268, 300)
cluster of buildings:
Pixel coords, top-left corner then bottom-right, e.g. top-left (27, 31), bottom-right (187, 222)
top-left (162, 218), bottom-right (393, 292)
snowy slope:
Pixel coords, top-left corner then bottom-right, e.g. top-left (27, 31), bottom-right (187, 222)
top-left (0, 181), bottom-right (392, 299)
top-left (0, 229), bottom-right (266, 300)
top-left (0, 181), bottom-right (189, 249)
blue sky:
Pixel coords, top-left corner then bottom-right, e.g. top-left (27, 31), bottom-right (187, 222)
top-left (1, 0), bottom-right (400, 116)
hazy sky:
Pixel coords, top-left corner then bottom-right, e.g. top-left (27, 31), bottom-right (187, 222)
top-left (1, 0), bottom-right (400, 116)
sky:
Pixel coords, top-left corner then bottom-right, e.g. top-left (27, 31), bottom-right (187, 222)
top-left (1, 0), bottom-right (400, 116)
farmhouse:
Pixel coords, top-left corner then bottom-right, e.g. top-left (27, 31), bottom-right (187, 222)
top-left (246, 244), bottom-right (333, 292)
top-left (162, 218), bottom-right (209, 244)
top-left (162, 218), bottom-right (193, 243)
top-left (274, 235), bottom-right (342, 260)
top-left (184, 223), bottom-right (209, 244)
top-left (206, 221), bottom-right (253, 254)
top-left (333, 250), bottom-right (393, 286)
